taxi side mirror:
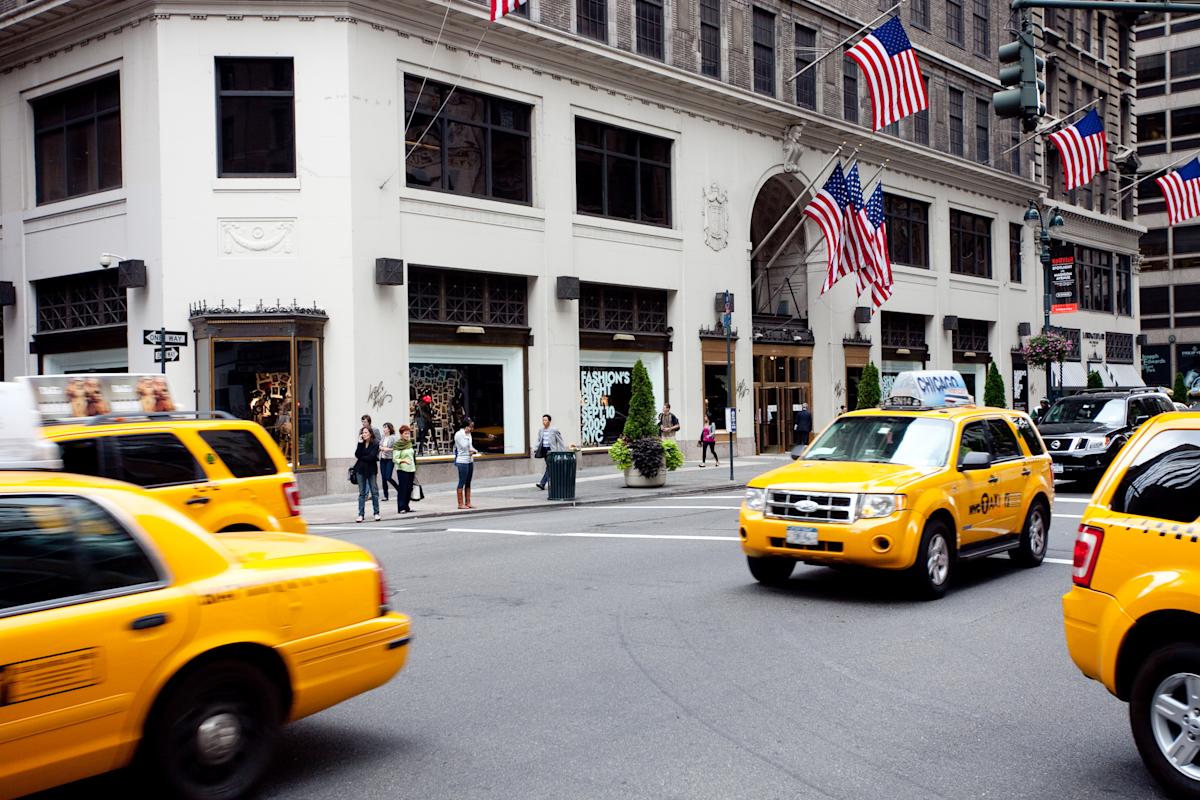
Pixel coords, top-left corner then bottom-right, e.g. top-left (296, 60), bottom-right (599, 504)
top-left (959, 451), bottom-right (991, 471)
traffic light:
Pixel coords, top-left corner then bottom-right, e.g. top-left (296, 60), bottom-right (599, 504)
top-left (992, 29), bottom-right (1045, 133)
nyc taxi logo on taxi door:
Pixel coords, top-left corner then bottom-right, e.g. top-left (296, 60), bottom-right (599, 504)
top-left (0, 648), bottom-right (101, 705)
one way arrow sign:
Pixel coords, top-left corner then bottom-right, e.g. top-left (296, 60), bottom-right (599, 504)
top-left (153, 347), bottom-right (181, 363)
top-left (144, 330), bottom-right (189, 346)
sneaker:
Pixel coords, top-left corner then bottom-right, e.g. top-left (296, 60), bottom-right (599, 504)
top-left (536, 483), bottom-right (545, 490)
top-left (356, 515), bottom-right (363, 523)
top-left (374, 514), bottom-right (381, 522)
top-left (699, 463), bottom-right (706, 468)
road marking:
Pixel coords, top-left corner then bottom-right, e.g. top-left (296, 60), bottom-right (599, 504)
top-left (1053, 513), bottom-right (1082, 520)
top-left (586, 505), bottom-right (742, 510)
top-left (446, 527), bottom-right (739, 541)
top-left (468, 460), bottom-right (776, 494)
top-left (1055, 497), bottom-right (1091, 504)
top-left (1045, 557), bottom-right (1073, 566)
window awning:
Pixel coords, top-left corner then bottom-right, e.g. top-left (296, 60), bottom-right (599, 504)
top-left (1108, 364), bottom-right (1146, 388)
top-left (1053, 362), bottom-right (1089, 388)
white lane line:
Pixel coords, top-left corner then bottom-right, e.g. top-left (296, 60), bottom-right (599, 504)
top-left (1053, 513), bottom-right (1082, 520)
top-left (445, 527), bottom-right (739, 541)
top-left (314, 524), bottom-right (425, 532)
top-left (1045, 557), bottom-right (1073, 566)
top-left (586, 505), bottom-right (741, 510)
top-left (1055, 497), bottom-right (1091, 504)
top-left (468, 461), bottom-right (774, 494)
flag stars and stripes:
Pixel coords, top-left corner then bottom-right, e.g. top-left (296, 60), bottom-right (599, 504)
top-left (1048, 110), bottom-right (1108, 192)
top-left (1158, 158), bottom-right (1200, 226)
top-left (807, 163), bottom-right (851, 295)
top-left (491, 0), bottom-right (528, 21)
top-left (846, 17), bottom-right (929, 131)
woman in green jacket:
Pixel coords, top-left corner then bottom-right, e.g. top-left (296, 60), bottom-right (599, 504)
top-left (393, 425), bottom-right (417, 514)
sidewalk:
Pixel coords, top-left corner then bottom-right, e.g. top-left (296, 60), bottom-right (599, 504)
top-left (301, 454), bottom-right (790, 526)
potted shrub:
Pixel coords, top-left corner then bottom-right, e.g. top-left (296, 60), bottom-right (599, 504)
top-left (610, 360), bottom-right (683, 487)
top-left (984, 362), bottom-right (1007, 407)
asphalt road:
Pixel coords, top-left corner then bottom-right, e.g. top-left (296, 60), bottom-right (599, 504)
top-left (36, 483), bottom-right (1164, 800)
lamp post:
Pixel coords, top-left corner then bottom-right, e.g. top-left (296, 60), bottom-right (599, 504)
top-left (1023, 201), bottom-right (1066, 402)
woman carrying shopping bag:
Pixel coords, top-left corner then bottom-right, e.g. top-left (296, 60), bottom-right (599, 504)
top-left (393, 425), bottom-right (418, 514)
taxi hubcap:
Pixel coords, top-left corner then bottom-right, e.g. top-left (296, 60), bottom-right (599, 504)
top-left (927, 534), bottom-right (949, 585)
top-left (1151, 673), bottom-right (1200, 778)
top-left (196, 712), bottom-right (243, 765)
top-left (1029, 510), bottom-right (1046, 555)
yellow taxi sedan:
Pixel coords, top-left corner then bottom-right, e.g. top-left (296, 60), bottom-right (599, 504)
top-left (0, 473), bottom-right (410, 800)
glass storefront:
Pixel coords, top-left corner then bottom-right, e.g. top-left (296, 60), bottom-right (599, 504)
top-left (578, 351), bottom-right (664, 447)
top-left (409, 344), bottom-right (525, 457)
top-left (752, 351), bottom-right (811, 453)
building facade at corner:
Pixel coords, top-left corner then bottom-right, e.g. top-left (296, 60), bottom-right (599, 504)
top-left (0, 0), bottom-right (1141, 495)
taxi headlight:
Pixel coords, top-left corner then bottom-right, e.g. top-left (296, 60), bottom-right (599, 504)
top-left (744, 487), bottom-right (767, 512)
top-left (857, 494), bottom-right (906, 519)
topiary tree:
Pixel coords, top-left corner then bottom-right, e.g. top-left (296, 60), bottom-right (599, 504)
top-left (623, 360), bottom-right (658, 440)
top-left (1087, 369), bottom-right (1103, 389)
top-left (856, 362), bottom-right (881, 410)
top-left (984, 362), bottom-right (1007, 408)
top-left (1175, 371), bottom-right (1189, 404)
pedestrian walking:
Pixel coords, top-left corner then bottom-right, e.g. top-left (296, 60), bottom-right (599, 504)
top-left (354, 427), bottom-right (381, 522)
top-left (698, 415), bottom-right (720, 467)
top-left (379, 422), bottom-right (398, 502)
top-left (454, 417), bottom-right (479, 509)
top-left (658, 403), bottom-right (680, 438)
top-left (392, 425), bottom-right (417, 514)
top-left (533, 414), bottom-right (567, 490)
top-left (793, 402), bottom-right (813, 446)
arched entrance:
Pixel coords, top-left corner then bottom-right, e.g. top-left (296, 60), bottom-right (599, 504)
top-left (749, 173), bottom-right (814, 454)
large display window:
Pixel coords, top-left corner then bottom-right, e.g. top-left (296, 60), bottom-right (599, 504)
top-left (579, 351), bottom-right (664, 447)
top-left (410, 344), bottom-right (525, 457)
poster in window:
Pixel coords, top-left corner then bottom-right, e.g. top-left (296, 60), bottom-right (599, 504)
top-left (580, 367), bottom-right (632, 446)
top-left (1141, 344), bottom-right (1171, 388)
top-left (1176, 343), bottom-right (1200, 401)
top-left (1012, 368), bottom-right (1029, 411)
top-left (410, 363), bottom-right (506, 455)
top-left (1050, 240), bottom-right (1078, 314)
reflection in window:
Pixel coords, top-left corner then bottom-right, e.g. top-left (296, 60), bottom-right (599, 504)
top-left (1112, 430), bottom-right (1200, 522)
top-left (32, 73), bottom-right (122, 204)
top-left (216, 58), bottom-right (295, 177)
top-left (575, 118), bottom-right (672, 226)
top-left (410, 363), bottom-right (505, 455)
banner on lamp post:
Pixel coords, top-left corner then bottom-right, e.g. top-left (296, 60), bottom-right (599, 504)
top-left (1050, 240), bottom-right (1078, 314)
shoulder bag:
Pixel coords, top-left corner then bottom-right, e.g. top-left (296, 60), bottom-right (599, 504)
top-left (410, 477), bottom-right (425, 502)
top-left (347, 466), bottom-right (358, 486)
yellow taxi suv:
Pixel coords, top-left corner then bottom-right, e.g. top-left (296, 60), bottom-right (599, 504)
top-left (740, 371), bottom-right (1055, 599)
top-left (1063, 411), bottom-right (1200, 799)
top-left (0, 461), bottom-right (410, 797)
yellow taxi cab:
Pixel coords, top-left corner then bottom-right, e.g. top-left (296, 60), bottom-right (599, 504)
top-left (0, 383), bottom-right (410, 800)
top-left (1063, 411), bottom-right (1200, 799)
top-left (739, 371), bottom-right (1055, 598)
top-left (22, 374), bottom-right (306, 535)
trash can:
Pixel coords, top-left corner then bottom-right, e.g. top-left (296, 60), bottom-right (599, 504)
top-left (546, 450), bottom-right (578, 501)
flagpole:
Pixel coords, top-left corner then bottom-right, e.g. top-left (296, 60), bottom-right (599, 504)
top-left (750, 144), bottom-right (851, 259)
top-left (1115, 149), bottom-right (1200, 198)
top-left (998, 98), bottom-right (1100, 158)
top-left (785, 2), bottom-right (904, 84)
top-left (405, 25), bottom-right (491, 160)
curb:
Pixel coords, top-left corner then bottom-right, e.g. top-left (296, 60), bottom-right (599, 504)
top-left (307, 478), bottom-right (744, 527)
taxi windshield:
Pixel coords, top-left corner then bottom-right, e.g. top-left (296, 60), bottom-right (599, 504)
top-left (1044, 397), bottom-right (1125, 425)
top-left (803, 416), bottom-right (954, 467)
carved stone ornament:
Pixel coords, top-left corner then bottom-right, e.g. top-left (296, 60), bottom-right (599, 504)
top-left (782, 123), bottom-right (805, 174)
top-left (220, 219), bottom-right (296, 257)
top-left (703, 183), bottom-right (729, 252)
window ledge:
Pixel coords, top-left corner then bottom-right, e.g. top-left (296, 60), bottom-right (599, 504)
top-left (212, 177), bottom-right (301, 193)
top-left (23, 188), bottom-right (126, 224)
top-left (949, 273), bottom-right (999, 290)
top-left (399, 189), bottom-right (546, 222)
top-left (572, 215), bottom-right (683, 241)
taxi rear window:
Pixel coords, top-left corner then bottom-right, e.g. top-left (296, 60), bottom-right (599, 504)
top-left (1110, 429), bottom-right (1200, 523)
top-left (199, 430), bottom-right (278, 478)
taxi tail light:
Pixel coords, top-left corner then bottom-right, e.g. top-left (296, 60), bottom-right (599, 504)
top-left (282, 480), bottom-right (301, 516)
top-left (375, 562), bottom-right (390, 615)
top-left (1072, 525), bottom-right (1105, 588)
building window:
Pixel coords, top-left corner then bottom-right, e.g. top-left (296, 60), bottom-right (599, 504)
top-left (752, 8), bottom-right (776, 96)
top-left (843, 52), bottom-right (859, 123)
top-left (948, 87), bottom-right (964, 156)
top-left (972, 0), bottom-right (989, 55)
top-left (975, 97), bottom-right (990, 164)
top-left (36, 270), bottom-right (126, 333)
top-left (946, 0), bottom-right (964, 46)
top-left (1142, 285), bottom-right (1170, 316)
top-left (953, 318), bottom-right (990, 353)
top-left (1172, 45), bottom-right (1200, 79)
top-left (1076, 246), bottom-right (1113, 313)
top-left (578, 0), bottom-right (608, 40)
top-left (949, 209), bottom-right (992, 278)
top-left (883, 194), bottom-right (929, 268)
top-left (1081, 9), bottom-right (1092, 51)
top-left (1105, 333), bottom-right (1133, 364)
top-left (32, 73), bottom-right (122, 205)
top-left (1139, 53), bottom-right (1166, 84)
top-left (216, 58), bottom-right (295, 177)
top-left (1064, 9), bottom-right (1075, 43)
top-left (913, 78), bottom-right (930, 145)
top-left (1009, 222), bottom-right (1022, 283)
top-left (1173, 106), bottom-right (1200, 142)
top-left (700, 0), bottom-right (721, 78)
top-left (1116, 254), bottom-right (1132, 316)
top-left (579, 284), bottom-right (668, 333)
top-left (794, 24), bottom-right (817, 109)
top-left (1009, 119), bottom-right (1022, 174)
top-left (911, 0), bottom-right (930, 29)
top-left (881, 311), bottom-right (928, 349)
top-left (1138, 111), bottom-right (1166, 155)
top-left (1119, 26), bottom-right (1131, 69)
top-left (636, 0), bottom-right (665, 59)
top-left (1096, 14), bottom-right (1107, 60)
top-left (575, 118), bottom-right (672, 227)
top-left (404, 76), bottom-right (532, 204)
top-left (408, 266), bottom-right (528, 327)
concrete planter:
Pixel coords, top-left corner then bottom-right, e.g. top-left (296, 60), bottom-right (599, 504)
top-left (624, 467), bottom-right (667, 488)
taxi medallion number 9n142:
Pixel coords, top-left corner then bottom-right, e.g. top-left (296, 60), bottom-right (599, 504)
top-left (786, 526), bottom-right (819, 546)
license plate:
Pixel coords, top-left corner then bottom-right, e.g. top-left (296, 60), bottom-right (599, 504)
top-left (1052, 463), bottom-right (1064, 474)
top-left (786, 526), bottom-right (819, 545)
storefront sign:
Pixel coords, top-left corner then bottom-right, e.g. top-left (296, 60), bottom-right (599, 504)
top-left (19, 374), bottom-right (179, 421)
top-left (1177, 344), bottom-right (1200, 401)
top-left (1141, 345), bottom-right (1171, 388)
top-left (1050, 240), bottom-right (1078, 314)
top-left (580, 367), bottom-right (632, 446)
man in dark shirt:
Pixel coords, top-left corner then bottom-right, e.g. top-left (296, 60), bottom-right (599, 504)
top-left (793, 403), bottom-right (813, 445)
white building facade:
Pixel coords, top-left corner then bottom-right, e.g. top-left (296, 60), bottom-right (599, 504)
top-left (0, 0), bottom-right (1136, 494)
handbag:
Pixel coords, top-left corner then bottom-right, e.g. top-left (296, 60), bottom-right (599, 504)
top-left (535, 444), bottom-right (549, 459)
top-left (347, 466), bottom-right (358, 486)
top-left (410, 478), bottom-right (425, 502)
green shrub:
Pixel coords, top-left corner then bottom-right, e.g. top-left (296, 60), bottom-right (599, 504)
top-left (1087, 369), bottom-right (1103, 389)
top-left (629, 436), bottom-right (664, 478)
top-left (623, 360), bottom-right (658, 440)
top-left (1175, 372), bottom-right (1189, 403)
top-left (984, 362), bottom-right (1007, 407)
top-left (663, 439), bottom-right (684, 471)
top-left (609, 437), bottom-right (633, 471)
top-left (857, 363), bottom-right (881, 409)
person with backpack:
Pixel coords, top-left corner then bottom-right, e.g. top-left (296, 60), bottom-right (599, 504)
top-left (698, 414), bottom-right (720, 467)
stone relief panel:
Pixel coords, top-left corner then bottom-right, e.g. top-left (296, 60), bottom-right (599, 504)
top-left (219, 218), bottom-right (297, 257)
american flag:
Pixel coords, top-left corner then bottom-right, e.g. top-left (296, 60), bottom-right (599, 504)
top-left (1048, 110), bottom-right (1108, 192)
top-left (846, 17), bottom-right (929, 131)
top-left (843, 164), bottom-right (881, 297)
top-left (864, 184), bottom-right (893, 309)
top-left (806, 163), bottom-right (850, 295)
top-left (491, 0), bottom-right (527, 21)
top-left (1157, 158), bottom-right (1200, 226)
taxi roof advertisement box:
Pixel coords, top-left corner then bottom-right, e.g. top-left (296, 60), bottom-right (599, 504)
top-left (17, 374), bottom-right (182, 422)
top-left (886, 370), bottom-right (973, 408)
top-left (1050, 239), bottom-right (1079, 315)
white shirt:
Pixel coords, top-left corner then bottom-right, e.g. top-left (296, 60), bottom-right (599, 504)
top-left (454, 429), bottom-right (475, 464)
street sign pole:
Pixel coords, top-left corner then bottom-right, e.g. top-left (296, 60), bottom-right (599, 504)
top-left (724, 290), bottom-right (734, 482)
top-left (159, 327), bottom-right (167, 375)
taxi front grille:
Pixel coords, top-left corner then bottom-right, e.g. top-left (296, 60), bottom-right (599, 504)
top-left (765, 490), bottom-right (856, 523)
top-left (769, 538), bottom-right (845, 552)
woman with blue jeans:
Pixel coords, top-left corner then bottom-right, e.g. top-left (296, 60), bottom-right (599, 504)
top-left (379, 422), bottom-right (398, 502)
top-left (454, 417), bottom-right (479, 509)
top-left (354, 427), bottom-right (381, 522)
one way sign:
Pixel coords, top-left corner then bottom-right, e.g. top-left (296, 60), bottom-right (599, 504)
top-left (153, 347), bottom-right (181, 363)
top-left (144, 330), bottom-right (188, 346)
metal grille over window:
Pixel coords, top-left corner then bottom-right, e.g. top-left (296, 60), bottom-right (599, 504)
top-left (578, 284), bottom-right (669, 334)
top-left (766, 490), bottom-right (856, 523)
top-left (881, 311), bottom-right (928, 349)
top-left (953, 319), bottom-right (990, 353)
top-left (36, 271), bottom-right (127, 333)
top-left (1106, 332), bottom-right (1134, 363)
top-left (406, 267), bottom-right (528, 327)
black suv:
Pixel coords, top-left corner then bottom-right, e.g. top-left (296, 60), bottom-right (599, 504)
top-left (1037, 388), bottom-right (1175, 482)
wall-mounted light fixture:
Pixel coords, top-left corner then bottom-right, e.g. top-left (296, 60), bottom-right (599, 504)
top-left (613, 333), bottom-right (636, 342)
top-left (456, 325), bottom-right (485, 335)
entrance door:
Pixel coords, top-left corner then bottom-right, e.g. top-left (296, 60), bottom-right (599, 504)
top-left (757, 387), bottom-right (781, 451)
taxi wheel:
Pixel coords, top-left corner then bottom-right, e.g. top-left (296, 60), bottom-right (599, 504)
top-left (910, 520), bottom-right (953, 600)
top-left (747, 555), bottom-right (794, 586)
top-left (1010, 500), bottom-right (1049, 568)
top-left (1130, 644), bottom-right (1200, 800)
top-left (149, 659), bottom-right (282, 800)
